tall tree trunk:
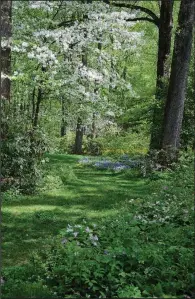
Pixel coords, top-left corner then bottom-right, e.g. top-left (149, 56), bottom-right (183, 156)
top-left (33, 87), bottom-right (42, 129)
top-left (74, 117), bottom-right (84, 154)
top-left (60, 97), bottom-right (67, 137)
top-left (104, 1), bottom-right (174, 150)
top-left (150, 0), bottom-right (174, 150)
top-left (1, 0), bottom-right (12, 101)
top-left (156, 0), bottom-right (174, 89)
top-left (90, 37), bottom-right (102, 139)
top-left (161, 0), bottom-right (194, 160)
top-left (0, 0), bottom-right (12, 187)
top-left (74, 30), bottom-right (87, 154)
top-left (31, 87), bottom-right (36, 122)
top-left (32, 67), bottom-right (46, 129)
top-left (91, 112), bottom-right (96, 139)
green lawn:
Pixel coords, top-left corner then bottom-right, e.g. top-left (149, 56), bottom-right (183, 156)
top-left (3, 154), bottom-right (154, 267)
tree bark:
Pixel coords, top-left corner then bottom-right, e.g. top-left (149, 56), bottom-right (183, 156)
top-left (150, 0), bottom-right (174, 150)
top-left (60, 97), bottom-right (67, 137)
top-left (161, 0), bottom-right (194, 157)
top-left (32, 66), bottom-right (46, 129)
top-left (1, 0), bottom-right (12, 100)
top-left (103, 0), bottom-right (174, 150)
top-left (74, 117), bottom-right (84, 154)
top-left (31, 87), bottom-right (36, 122)
top-left (156, 0), bottom-right (174, 88)
top-left (32, 87), bottom-right (42, 129)
top-left (91, 112), bottom-right (96, 139)
top-left (90, 38), bottom-right (102, 139)
top-left (74, 30), bottom-right (87, 153)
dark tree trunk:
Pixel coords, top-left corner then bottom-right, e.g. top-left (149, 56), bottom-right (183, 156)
top-left (90, 38), bottom-right (102, 139)
top-left (122, 66), bottom-right (127, 80)
top-left (82, 51), bottom-right (87, 66)
top-left (82, 30), bottom-right (88, 66)
top-left (32, 67), bottom-right (46, 129)
top-left (150, 0), bottom-right (174, 150)
top-left (1, 0), bottom-right (12, 100)
top-left (60, 97), bottom-right (67, 137)
top-left (31, 87), bottom-right (36, 122)
top-left (157, 0), bottom-right (174, 88)
top-left (91, 112), bottom-right (96, 139)
top-left (74, 117), bottom-right (84, 154)
top-left (161, 0), bottom-right (194, 158)
top-left (33, 87), bottom-right (42, 129)
top-left (74, 30), bottom-right (87, 153)
top-left (109, 56), bottom-right (114, 94)
top-left (104, 1), bottom-right (174, 150)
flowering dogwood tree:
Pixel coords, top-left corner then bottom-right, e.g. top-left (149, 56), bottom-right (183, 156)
top-left (9, 0), bottom-right (144, 156)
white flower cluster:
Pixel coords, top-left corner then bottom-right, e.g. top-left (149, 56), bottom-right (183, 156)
top-left (27, 45), bottom-right (58, 67)
top-left (78, 65), bottom-right (103, 83)
top-left (12, 44), bottom-right (28, 53)
top-left (29, 1), bottom-right (55, 11)
top-left (1, 38), bottom-right (12, 49)
top-left (33, 29), bottom-right (70, 51)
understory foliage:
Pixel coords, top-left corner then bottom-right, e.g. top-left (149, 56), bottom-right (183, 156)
top-left (2, 153), bottom-right (193, 298)
top-left (1, 102), bottom-right (48, 194)
top-left (57, 130), bottom-right (149, 157)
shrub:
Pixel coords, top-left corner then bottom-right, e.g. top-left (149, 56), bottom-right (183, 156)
top-left (98, 132), bottom-right (149, 158)
top-left (83, 138), bottom-right (103, 156)
top-left (40, 164), bottom-right (78, 192)
top-left (1, 128), bottom-right (47, 194)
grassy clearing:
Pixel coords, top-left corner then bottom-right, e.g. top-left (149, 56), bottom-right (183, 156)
top-left (2, 153), bottom-right (193, 297)
top-left (3, 154), bottom-right (153, 267)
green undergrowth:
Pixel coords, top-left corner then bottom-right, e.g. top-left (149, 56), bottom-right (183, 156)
top-left (2, 153), bottom-right (194, 298)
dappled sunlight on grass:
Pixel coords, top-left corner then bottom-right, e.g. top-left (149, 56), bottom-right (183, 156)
top-left (3, 205), bottom-right (59, 213)
top-left (3, 154), bottom-right (151, 266)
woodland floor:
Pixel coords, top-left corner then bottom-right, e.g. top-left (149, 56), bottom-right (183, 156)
top-left (3, 154), bottom-right (154, 267)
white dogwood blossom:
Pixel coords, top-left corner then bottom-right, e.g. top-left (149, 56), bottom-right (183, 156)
top-left (10, 0), bottom-right (144, 132)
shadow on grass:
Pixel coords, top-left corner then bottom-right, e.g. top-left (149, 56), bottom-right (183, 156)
top-left (3, 154), bottom-right (152, 266)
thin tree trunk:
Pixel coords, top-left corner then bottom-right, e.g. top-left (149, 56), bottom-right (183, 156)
top-left (60, 97), bottom-right (67, 137)
top-left (1, 0), bottom-right (12, 100)
top-left (161, 0), bottom-right (194, 159)
top-left (91, 112), bottom-right (96, 139)
top-left (33, 87), bottom-right (42, 129)
top-left (74, 30), bottom-right (87, 153)
top-left (32, 66), bottom-right (46, 129)
top-left (90, 38), bottom-right (102, 139)
top-left (150, 0), bottom-right (174, 150)
top-left (31, 87), bottom-right (36, 123)
top-left (74, 117), bottom-right (84, 154)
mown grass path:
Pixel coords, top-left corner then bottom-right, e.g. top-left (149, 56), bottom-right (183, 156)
top-left (3, 154), bottom-right (153, 267)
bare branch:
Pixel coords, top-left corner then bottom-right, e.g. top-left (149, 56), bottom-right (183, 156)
top-left (126, 17), bottom-right (159, 27)
top-left (103, 0), bottom-right (159, 27)
top-left (52, 0), bottom-right (64, 20)
top-left (57, 14), bottom-right (89, 28)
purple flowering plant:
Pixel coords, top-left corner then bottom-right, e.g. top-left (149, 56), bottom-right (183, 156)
top-left (78, 155), bottom-right (140, 173)
top-left (60, 220), bottom-right (100, 247)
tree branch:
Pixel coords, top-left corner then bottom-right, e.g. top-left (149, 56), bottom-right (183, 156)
top-left (52, 0), bottom-right (64, 20)
top-left (103, 0), bottom-right (159, 27)
top-left (57, 19), bottom-right (76, 28)
top-left (126, 16), bottom-right (159, 27)
top-left (57, 14), bottom-right (89, 28)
